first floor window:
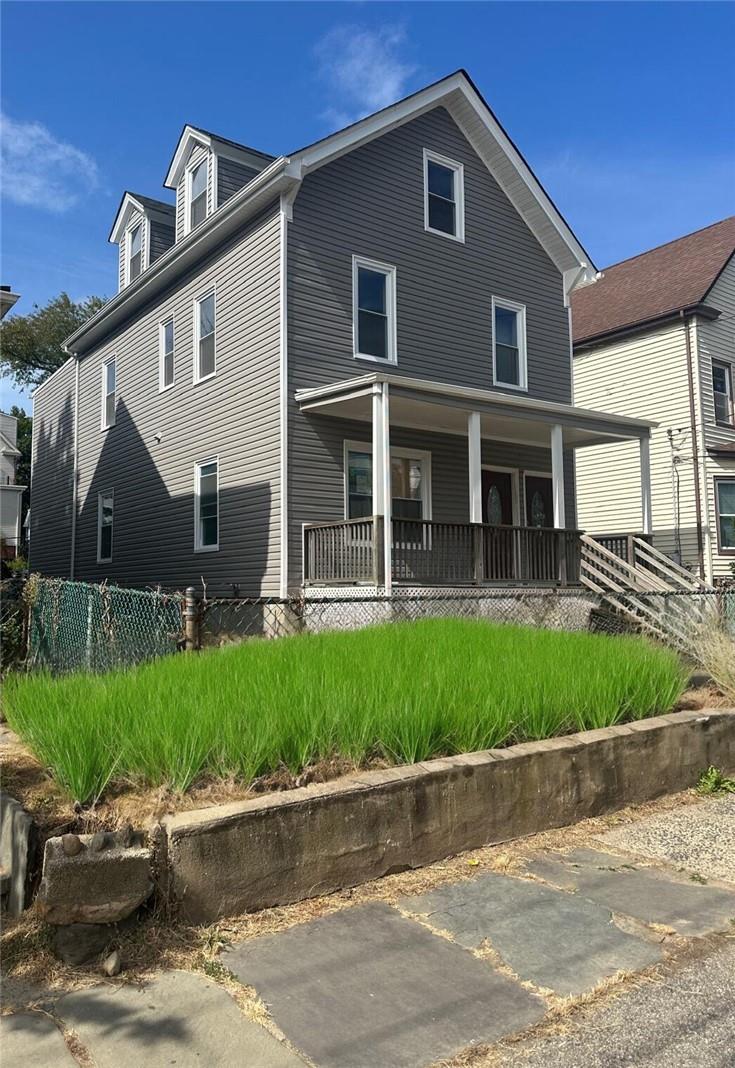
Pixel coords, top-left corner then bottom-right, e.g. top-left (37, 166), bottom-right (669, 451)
top-left (195, 459), bottom-right (219, 550)
top-left (160, 317), bottom-right (175, 389)
top-left (353, 258), bottom-right (396, 363)
top-left (195, 291), bottom-right (216, 380)
top-left (493, 298), bottom-right (527, 390)
top-left (713, 362), bottom-right (733, 426)
top-left (97, 492), bottom-right (114, 563)
top-left (102, 356), bottom-right (116, 428)
top-left (128, 223), bottom-right (142, 281)
top-left (424, 150), bottom-right (464, 240)
top-left (716, 479), bottom-right (735, 551)
top-left (346, 446), bottom-right (427, 521)
top-left (188, 158), bottom-right (208, 230)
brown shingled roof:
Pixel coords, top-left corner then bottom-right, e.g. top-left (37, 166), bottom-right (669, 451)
top-left (572, 216), bottom-right (735, 345)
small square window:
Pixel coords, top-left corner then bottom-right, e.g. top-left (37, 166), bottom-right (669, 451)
top-left (492, 298), bottom-right (527, 391)
top-left (423, 150), bottom-right (464, 242)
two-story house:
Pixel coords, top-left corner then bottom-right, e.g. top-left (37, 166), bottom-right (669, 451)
top-left (573, 217), bottom-right (735, 586)
top-left (31, 70), bottom-right (655, 599)
top-left (0, 411), bottom-right (27, 559)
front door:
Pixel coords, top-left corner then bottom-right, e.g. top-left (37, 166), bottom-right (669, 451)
top-left (482, 470), bottom-right (514, 525)
top-left (524, 475), bottom-right (553, 528)
top-left (523, 474), bottom-right (554, 581)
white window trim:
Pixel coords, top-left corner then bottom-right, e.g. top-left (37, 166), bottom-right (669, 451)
top-left (492, 295), bottom-right (528, 392)
top-left (184, 154), bottom-right (210, 236)
top-left (712, 360), bottom-right (734, 427)
top-left (343, 440), bottom-right (432, 520)
top-left (96, 490), bottom-right (114, 564)
top-left (481, 464), bottom-right (521, 526)
top-left (194, 456), bottom-right (220, 553)
top-left (123, 219), bottom-right (147, 286)
top-left (423, 149), bottom-right (465, 243)
top-left (100, 355), bottom-right (116, 430)
top-left (352, 256), bottom-right (398, 365)
top-left (159, 315), bottom-right (175, 393)
top-left (192, 286), bottom-right (217, 384)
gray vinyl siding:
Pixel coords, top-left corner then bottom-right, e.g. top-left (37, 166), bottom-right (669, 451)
top-left (29, 358), bottom-right (77, 575)
top-left (149, 219), bottom-right (175, 263)
top-left (175, 144), bottom-right (213, 242)
top-left (217, 157), bottom-right (259, 208)
top-left (35, 205), bottom-right (282, 596)
top-left (287, 105), bottom-right (575, 588)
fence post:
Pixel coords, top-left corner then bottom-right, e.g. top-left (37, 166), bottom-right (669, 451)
top-left (184, 587), bottom-right (200, 651)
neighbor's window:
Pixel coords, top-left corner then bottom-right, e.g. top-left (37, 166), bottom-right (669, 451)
top-left (188, 159), bottom-right (208, 231)
top-left (492, 298), bottom-right (527, 390)
top-left (194, 291), bottom-right (216, 381)
top-left (127, 223), bottom-right (142, 281)
top-left (712, 362), bottom-right (733, 426)
top-left (97, 492), bottom-right (114, 563)
top-left (346, 446), bottom-right (427, 520)
top-left (715, 479), bottom-right (735, 551)
top-left (160, 317), bottom-right (175, 390)
top-left (101, 356), bottom-right (116, 429)
top-left (424, 150), bottom-right (464, 241)
top-left (353, 258), bottom-right (396, 363)
top-left (195, 459), bottom-right (219, 551)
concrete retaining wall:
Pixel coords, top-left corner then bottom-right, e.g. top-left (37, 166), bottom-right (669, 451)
top-left (162, 709), bottom-right (735, 923)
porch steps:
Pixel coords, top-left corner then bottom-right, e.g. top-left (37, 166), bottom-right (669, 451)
top-left (579, 534), bottom-right (715, 651)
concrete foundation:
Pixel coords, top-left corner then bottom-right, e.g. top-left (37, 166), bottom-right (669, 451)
top-left (161, 708), bottom-right (735, 924)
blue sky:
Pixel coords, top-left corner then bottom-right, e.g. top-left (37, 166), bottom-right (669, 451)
top-left (2, 1), bottom-right (734, 412)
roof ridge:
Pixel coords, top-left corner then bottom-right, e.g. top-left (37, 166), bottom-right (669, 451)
top-left (600, 215), bottom-right (735, 273)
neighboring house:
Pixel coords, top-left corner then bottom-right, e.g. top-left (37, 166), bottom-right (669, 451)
top-left (0, 286), bottom-right (20, 320)
top-left (31, 70), bottom-right (655, 599)
top-left (573, 217), bottom-right (735, 585)
top-left (0, 412), bottom-right (27, 558)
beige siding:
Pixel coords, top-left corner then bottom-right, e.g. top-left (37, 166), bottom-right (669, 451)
top-left (695, 256), bottom-right (735, 579)
top-left (574, 322), bottom-right (701, 567)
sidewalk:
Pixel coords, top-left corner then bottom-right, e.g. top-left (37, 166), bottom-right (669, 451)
top-left (2, 794), bottom-right (734, 1067)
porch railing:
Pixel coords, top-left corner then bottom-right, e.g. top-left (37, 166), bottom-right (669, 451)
top-left (591, 532), bottom-right (653, 565)
top-left (303, 518), bottom-right (583, 586)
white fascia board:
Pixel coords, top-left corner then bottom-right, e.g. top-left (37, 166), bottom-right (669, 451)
top-left (66, 158), bottom-right (295, 355)
top-left (109, 194), bottom-right (146, 243)
top-left (164, 127), bottom-right (213, 189)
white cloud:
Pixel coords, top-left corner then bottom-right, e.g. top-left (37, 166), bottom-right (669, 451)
top-left (315, 24), bottom-right (417, 128)
top-left (0, 113), bottom-right (99, 213)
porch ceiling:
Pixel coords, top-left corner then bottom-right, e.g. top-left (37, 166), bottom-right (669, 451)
top-left (296, 374), bottom-right (656, 449)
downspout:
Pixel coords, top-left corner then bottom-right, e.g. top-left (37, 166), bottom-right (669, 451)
top-left (682, 311), bottom-right (705, 579)
top-left (69, 352), bottom-right (80, 580)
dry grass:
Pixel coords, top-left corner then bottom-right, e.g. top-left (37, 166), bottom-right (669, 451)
top-left (691, 625), bottom-right (735, 703)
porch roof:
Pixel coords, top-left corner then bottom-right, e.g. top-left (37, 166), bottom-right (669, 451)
top-left (295, 373), bottom-right (656, 449)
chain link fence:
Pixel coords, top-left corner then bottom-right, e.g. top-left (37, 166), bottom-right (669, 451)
top-left (24, 575), bottom-right (184, 674)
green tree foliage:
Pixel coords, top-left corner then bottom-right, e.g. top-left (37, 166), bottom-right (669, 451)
top-left (0, 292), bottom-right (106, 390)
top-left (9, 405), bottom-right (31, 490)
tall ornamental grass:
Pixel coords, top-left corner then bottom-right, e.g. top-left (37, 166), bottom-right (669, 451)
top-left (4, 619), bottom-right (687, 803)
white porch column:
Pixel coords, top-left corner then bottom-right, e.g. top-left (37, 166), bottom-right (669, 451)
top-left (550, 424), bottom-right (566, 528)
top-left (639, 435), bottom-right (653, 536)
top-left (468, 411), bottom-right (482, 524)
top-left (381, 383), bottom-right (392, 593)
top-left (371, 383), bottom-right (384, 515)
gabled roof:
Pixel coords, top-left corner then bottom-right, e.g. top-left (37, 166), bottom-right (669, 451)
top-left (109, 192), bottom-right (175, 244)
top-left (572, 216), bottom-right (735, 346)
top-left (164, 125), bottom-right (275, 189)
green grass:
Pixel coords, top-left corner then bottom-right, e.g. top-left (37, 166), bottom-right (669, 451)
top-left (4, 619), bottom-right (688, 804)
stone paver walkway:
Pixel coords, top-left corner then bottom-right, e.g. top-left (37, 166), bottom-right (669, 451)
top-left (4, 800), bottom-right (735, 1068)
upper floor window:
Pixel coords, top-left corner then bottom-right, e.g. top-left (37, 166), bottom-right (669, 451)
top-left (188, 159), bottom-right (208, 231)
top-left (101, 356), bottom-right (116, 429)
top-left (97, 491), bottom-right (114, 563)
top-left (713, 362), bottom-right (733, 427)
top-left (423, 150), bottom-right (465, 242)
top-left (160, 317), bottom-right (175, 391)
top-left (715, 479), bottom-right (735, 552)
top-left (492, 297), bottom-right (527, 391)
top-left (194, 290), bottom-right (216, 382)
top-left (195, 458), bottom-right (219, 551)
top-left (352, 257), bottom-right (397, 364)
top-left (127, 223), bottom-right (142, 282)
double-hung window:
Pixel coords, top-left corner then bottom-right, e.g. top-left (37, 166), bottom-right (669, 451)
top-left (715, 479), bottom-right (735, 552)
top-left (97, 491), bottom-right (114, 563)
top-left (195, 459), bottom-right (219, 551)
top-left (346, 444), bottom-right (430, 522)
top-left (423, 150), bottom-right (464, 241)
top-left (101, 356), bottom-right (116, 429)
top-left (352, 257), bottom-right (396, 363)
top-left (492, 297), bottom-right (527, 390)
top-left (194, 291), bottom-right (216, 381)
top-left (160, 317), bottom-right (175, 391)
top-left (127, 223), bottom-right (142, 282)
top-left (188, 158), bottom-right (208, 231)
top-left (712, 362), bottom-right (734, 426)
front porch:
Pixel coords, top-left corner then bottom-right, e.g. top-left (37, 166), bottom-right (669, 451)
top-left (297, 373), bottom-right (655, 591)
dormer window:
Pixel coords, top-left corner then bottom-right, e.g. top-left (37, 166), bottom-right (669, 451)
top-left (127, 223), bottom-right (142, 282)
top-left (188, 159), bottom-right (208, 231)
